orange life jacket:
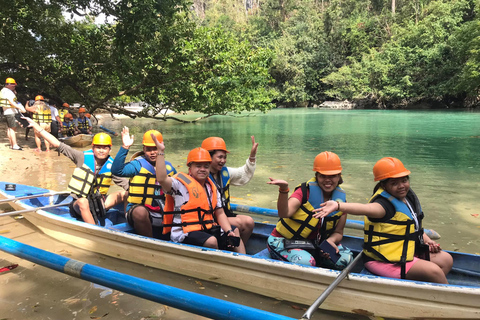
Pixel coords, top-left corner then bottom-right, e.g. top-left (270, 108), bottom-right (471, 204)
top-left (163, 172), bottom-right (217, 234)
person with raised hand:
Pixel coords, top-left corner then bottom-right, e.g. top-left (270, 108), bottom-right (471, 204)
top-left (201, 136), bottom-right (257, 245)
top-left (315, 157), bottom-right (453, 283)
top-left (111, 127), bottom-right (176, 239)
top-left (22, 116), bottom-right (127, 225)
top-left (152, 134), bottom-right (245, 253)
top-left (266, 151), bottom-right (353, 269)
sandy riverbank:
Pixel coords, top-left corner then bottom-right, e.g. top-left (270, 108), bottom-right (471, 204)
top-left (0, 116), bottom-right (366, 320)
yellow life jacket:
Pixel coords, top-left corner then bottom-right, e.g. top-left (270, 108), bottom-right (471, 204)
top-left (209, 167), bottom-right (233, 216)
top-left (58, 108), bottom-right (69, 122)
top-left (76, 117), bottom-right (90, 130)
top-left (67, 150), bottom-right (113, 197)
top-left (127, 156), bottom-right (175, 206)
top-left (363, 188), bottom-right (419, 278)
top-left (276, 177), bottom-right (346, 240)
top-left (32, 103), bottom-right (52, 123)
top-left (0, 88), bottom-right (17, 109)
top-left (162, 173), bottom-right (217, 234)
top-left (62, 121), bottom-right (75, 136)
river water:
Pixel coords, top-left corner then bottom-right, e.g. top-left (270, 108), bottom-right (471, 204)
top-left (118, 108), bottom-right (480, 254)
top-left (1, 108), bottom-right (480, 319)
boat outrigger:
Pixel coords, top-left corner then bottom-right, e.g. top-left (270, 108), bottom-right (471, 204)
top-left (1, 182), bottom-right (479, 319)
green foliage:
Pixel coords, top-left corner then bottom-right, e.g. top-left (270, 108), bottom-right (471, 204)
top-left (0, 0), bottom-right (276, 119)
top-left (323, 0), bottom-right (478, 105)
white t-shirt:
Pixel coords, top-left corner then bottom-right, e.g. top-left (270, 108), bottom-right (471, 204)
top-left (169, 177), bottom-right (222, 243)
top-left (49, 105), bottom-right (59, 118)
top-left (0, 87), bottom-right (17, 115)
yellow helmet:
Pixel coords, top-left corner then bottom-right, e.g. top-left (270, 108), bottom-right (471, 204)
top-left (92, 133), bottom-right (112, 146)
top-left (142, 130), bottom-right (163, 146)
top-left (5, 78), bottom-right (16, 85)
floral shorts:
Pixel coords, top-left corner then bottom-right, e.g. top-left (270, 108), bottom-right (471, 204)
top-left (267, 235), bottom-right (353, 269)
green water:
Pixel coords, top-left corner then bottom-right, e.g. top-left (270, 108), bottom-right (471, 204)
top-left (114, 108), bottom-right (480, 254)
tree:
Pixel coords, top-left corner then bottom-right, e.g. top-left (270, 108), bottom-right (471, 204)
top-left (0, 0), bottom-right (276, 121)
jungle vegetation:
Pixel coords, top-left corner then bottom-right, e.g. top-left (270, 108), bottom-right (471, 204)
top-left (1, 0), bottom-right (479, 119)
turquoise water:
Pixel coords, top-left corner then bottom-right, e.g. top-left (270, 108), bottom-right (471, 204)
top-left (114, 108), bottom-right (480, 254)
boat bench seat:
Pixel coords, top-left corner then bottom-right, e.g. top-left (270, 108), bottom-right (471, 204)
top-left (108, 222), bottom-right (133, 232)
top-left (252, 248), bottom-right (271, 259)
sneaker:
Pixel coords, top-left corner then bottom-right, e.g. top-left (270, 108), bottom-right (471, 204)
top-left (11, 145), bottom-right (23, 151)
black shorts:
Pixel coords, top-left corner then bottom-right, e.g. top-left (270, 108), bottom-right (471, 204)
top-left (69, 196), bottom-right (107, 223)
top-left (5, 114), bottom-right (17, 128)
top-left (69, 199), bottom-right (83, 221)
top-left (126, 204), bottom-right (170, 240)
top-left (183, 225), bottom-right (237, 248)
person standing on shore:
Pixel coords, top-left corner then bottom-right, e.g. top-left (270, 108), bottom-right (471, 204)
top-left (49, 102), bottom-right (62, 139)
top-left (26, 95), bottom-right (52, 152)
top-left (201, 136), bottom-right (257, 245)
top-left (0, 78), bottom-right (23, 150)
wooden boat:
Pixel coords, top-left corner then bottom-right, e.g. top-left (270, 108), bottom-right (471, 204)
top-left (59, 134), bottom-right (93, 147)
top-left (1, 182), bottom-right (479, 320)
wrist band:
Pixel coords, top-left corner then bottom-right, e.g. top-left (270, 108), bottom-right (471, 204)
top-left (336, 200), bottom-right (341, 211)
top-left (279, 188), bottom-right (289, 194)
top-left (158, 153), bottom-right (165, 156)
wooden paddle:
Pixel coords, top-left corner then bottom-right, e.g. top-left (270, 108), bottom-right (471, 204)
top-left (0, 203), bottom-right (69, 217)
top-left (0, 191), bottom-right (70, 204)
top-left (301, 252), bottom-right (364, 320)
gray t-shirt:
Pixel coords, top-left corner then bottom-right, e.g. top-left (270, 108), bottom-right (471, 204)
top-left (58, 142), bottom-right (129, 192)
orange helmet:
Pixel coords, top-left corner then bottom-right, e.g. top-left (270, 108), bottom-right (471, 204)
top-left (85, 113), bottom-right (91, 118)
top-left (35, 95), bottom-right (44, 101)
top-left (373, 157), bottom-right (411, 181)
top-left (5, 78), bottom-right (16, 85)
top-left (62, 102), bottom-right (69, 108)
top-left (65, 113), bottom-right (73, 120)
top-left (78, 107), bottom-right (86, 113)
top-left (187, 147), bottom-right (212, 165)
top-left (201, 137), bottom-right (229, 153)
top-left (313, 151), bottom-right (342, 175)
top-left (142, 130), bottom-right (163, 146)
top-left (92, 133), bottom-right (112, 146)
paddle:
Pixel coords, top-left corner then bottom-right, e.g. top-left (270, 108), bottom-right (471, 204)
top-left (301, 252), bottom-right (364, 320)
top-left (0, 203), bottom-right (69, 217)
top-left (0, 191), bottom-right (70, 204)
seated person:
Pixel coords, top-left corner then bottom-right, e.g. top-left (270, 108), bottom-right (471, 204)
top-left (316, 157), bottom-right (453, 283)
top-left (152, 135), bottom-right (245, 253)
top-left (201, 136), bottom-right (257, 245)
top-left (111, 127), bottom-right (176, 239)
top-left (24, 117), bottom-right (128, 225)
top-left (267, 151), bottom-right (353, 269)
top-left (62, 113), bottom-right (75, 137)
top-left (75, 107), bottom-right (92, 134)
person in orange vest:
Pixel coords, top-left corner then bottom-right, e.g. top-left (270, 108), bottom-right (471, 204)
top-left (153, 135), bottom-right (245, 253)
top-left (316, 157), bottom-right (453, 283)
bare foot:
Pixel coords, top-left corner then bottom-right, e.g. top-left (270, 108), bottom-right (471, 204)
top-left (46, 149), bottom-right (50, 152)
